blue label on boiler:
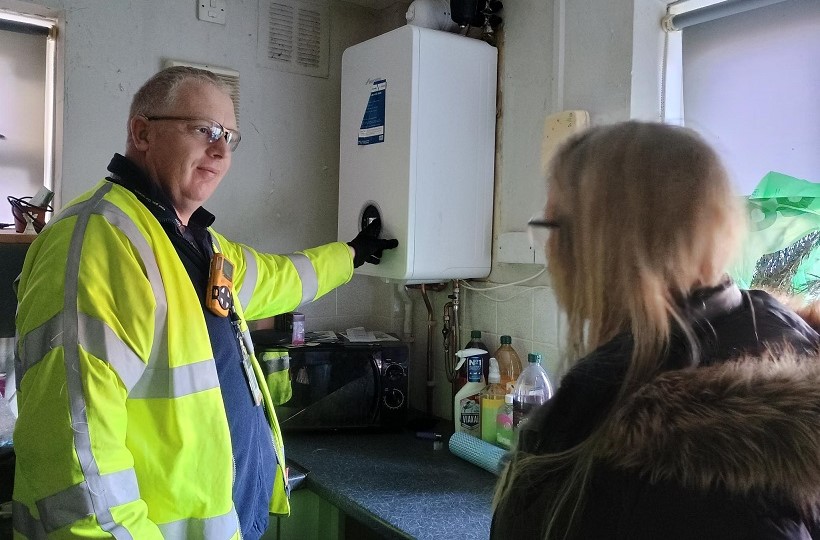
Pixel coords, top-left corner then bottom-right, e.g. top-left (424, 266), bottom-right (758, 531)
top-left (358, 79), bottom-right (386, 146)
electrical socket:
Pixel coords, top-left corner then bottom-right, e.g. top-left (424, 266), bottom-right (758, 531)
top-left (197, 0), bottom-right (226, 25)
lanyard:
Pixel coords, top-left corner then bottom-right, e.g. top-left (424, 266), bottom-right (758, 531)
top-left (230, 306), bottom-right (264, 407)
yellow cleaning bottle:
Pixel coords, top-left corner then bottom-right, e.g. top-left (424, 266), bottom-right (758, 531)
top-left (480, 358), bottom-right (506, 445)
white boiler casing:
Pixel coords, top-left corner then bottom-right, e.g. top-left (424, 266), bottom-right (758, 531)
top-left (337, 25), bottom-right (497, 283)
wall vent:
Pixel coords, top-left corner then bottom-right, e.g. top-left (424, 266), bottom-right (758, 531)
top-left (163, 59), bottom-right (241, 125)
top-left (257, 0), bottom-right (329, 78)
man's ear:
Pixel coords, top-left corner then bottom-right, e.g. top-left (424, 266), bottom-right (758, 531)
top-left (129, 115), bottom-right (151, 151)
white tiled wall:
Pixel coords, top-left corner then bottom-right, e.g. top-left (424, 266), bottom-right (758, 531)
top-left (461, 285), bottom-right (564, 379)
top-left (401, 281), bottom-right (565, 421)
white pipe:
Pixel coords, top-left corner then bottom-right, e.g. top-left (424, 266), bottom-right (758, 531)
top-left (396, 283), bottom-right (414, 341)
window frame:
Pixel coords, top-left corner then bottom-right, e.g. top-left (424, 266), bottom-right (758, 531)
top-left (661, 0), bottom-right (791, 124)
top-left (0, 1), bottom-right (63, 209)
top-left (661, 0), bottom-right (730, 123)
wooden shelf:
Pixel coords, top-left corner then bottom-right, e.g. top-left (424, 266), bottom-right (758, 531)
top-left (0, 229), bottom-right (37, 244)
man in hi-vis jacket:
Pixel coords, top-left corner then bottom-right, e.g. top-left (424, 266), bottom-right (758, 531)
top-left (12, 66), bottom-right (396, 540)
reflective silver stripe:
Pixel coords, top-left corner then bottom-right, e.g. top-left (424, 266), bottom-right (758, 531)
top-left (285, 253), bottom-right (318, 306)
top-left (12, 469), bottom-right (139, 537)
top-left (27, 189), bottom-right (216, 401)
top-left (17, 198), bottom-right (168, 397)
top-left (238, 246), bottom-right (258, 308)
top-left (36, 468), bottom-right (140, 533)
top-left (96, 201), bottom-right (169, 370)
top-left (261, 352), bottom-right (289, 373)
top-left (157, 506), bottom-right (239, 539)
top-left (12, 500), bottom-right (47, 539)
top-left (47, 200), bottom-right (83, 221)
top-left (91, 201), bottom-right (216, 401)
top-left (60, 184), bottom-right (133, 539)
top-left (78, 313), bottom-right (147, 393)
top-left (28, 194), bottom-right (169, 371)
top-left (18, 307), bottom-right (151, 396)
top-left (128, 359), bottom-right (220, 399)
top-left (16, 314), bottom-right (61, 379)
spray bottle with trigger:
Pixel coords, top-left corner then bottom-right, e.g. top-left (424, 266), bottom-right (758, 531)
top-left (453, 348), bottom-right (487, 437)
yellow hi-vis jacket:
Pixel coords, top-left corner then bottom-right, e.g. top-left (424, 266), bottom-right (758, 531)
top-left (12, 180), bottom-right (353, 539)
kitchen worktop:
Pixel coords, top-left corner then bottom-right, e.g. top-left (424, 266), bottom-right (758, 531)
top-left (0, 429), bottom-right (500, 538)
top-left (283, 428), bottom-right (499, 539)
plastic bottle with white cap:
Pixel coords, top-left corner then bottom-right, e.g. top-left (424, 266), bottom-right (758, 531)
top-left (480, 357), bottom-right (506, 444)
top-left (512, 352), bottom-right (554, 429)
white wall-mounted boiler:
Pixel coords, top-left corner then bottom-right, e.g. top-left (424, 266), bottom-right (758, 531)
top-left (337, 25), bottom-right (497, 283)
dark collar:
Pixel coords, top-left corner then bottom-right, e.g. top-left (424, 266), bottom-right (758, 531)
top-left (106, 153), bottom-right (216, 229)
top-left (686, 278), bottom-right (743, 320)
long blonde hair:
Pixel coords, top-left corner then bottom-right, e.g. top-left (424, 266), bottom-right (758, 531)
top-left (494, 121), bottom-right (746, 538)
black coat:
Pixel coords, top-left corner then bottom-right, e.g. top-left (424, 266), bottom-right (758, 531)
top-left (491, 287), bottom-right (820, 539)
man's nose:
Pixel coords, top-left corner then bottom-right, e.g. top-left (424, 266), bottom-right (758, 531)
top-left (207, 135), bottom-right (229, 157)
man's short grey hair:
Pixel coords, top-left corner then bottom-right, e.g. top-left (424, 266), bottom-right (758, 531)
top-left (126, 66), bottom-right (232, 147)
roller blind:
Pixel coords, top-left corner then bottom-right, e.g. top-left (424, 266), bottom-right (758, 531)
top-left (0, 19), bottom-right (49, 35)
top-left (665, 0), bottom-right (790, 30)
top-left (680, 0), bottom-right (820, 194)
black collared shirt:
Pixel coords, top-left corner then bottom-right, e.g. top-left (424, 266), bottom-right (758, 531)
top-left (106, 154), bottom-right (275, 539)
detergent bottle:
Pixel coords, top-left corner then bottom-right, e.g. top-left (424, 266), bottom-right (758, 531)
top-left (453, 348), bottom-right (487, 437)
top-left (480, 358), bottom-right (506, 444)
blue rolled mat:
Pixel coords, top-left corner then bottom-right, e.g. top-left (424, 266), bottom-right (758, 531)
top-left (448, 432), bottom-right (509, 475)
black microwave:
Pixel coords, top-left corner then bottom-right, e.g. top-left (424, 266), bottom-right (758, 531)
top-left (251, 331), bottom-right (409, 431)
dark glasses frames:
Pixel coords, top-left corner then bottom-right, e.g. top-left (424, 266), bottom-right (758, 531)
top-left (527, 219), bottom-right (560, 229)
top-left (527, 218), bottom-right (559, 250)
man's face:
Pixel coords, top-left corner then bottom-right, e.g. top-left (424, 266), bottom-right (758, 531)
top-left (139, 80), bottom-right (237, 223)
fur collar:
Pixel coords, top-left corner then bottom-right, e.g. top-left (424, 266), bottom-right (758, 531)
top-left (600, 351), bottom-right (820, 514)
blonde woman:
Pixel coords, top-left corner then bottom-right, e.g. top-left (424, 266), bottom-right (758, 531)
top-left (491, 121), bottom-right (820, 539)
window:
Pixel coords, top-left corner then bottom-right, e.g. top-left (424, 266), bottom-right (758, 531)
top-left (662, 0), bottom-right (819, 194)
top-left (0, 5), bottom-right (61, 224)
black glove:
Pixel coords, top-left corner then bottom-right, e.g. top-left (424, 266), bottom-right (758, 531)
top-left (347, 219), bottom-right (399, 268)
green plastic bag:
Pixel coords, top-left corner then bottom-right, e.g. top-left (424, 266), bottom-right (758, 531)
top-left (730, 171), bottom-right (820, 300)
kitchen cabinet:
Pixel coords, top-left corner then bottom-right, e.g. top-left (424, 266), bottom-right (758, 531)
top-left (263, 488), bottom-right (387, 540)
top-left (262, 488), bottom-right (350, 540)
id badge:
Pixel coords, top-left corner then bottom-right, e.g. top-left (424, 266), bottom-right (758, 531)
top-left (233, 320), bottom-right (263, 406)
top-left (241, 356), bottom-right (264, 407)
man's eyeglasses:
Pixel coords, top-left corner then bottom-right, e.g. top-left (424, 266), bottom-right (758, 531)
top-left (527, 218), bottom-right (559, 249)
top-left (144, 116), bottom-right (242, 152)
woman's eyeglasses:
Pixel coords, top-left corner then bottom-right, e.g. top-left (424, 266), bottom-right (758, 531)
top-left (527, 219), bottom-right (559, 229)
top-left (527, 218), bottom-right (559, 249)
top-left (144, 115), bottom-right (242, 152)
